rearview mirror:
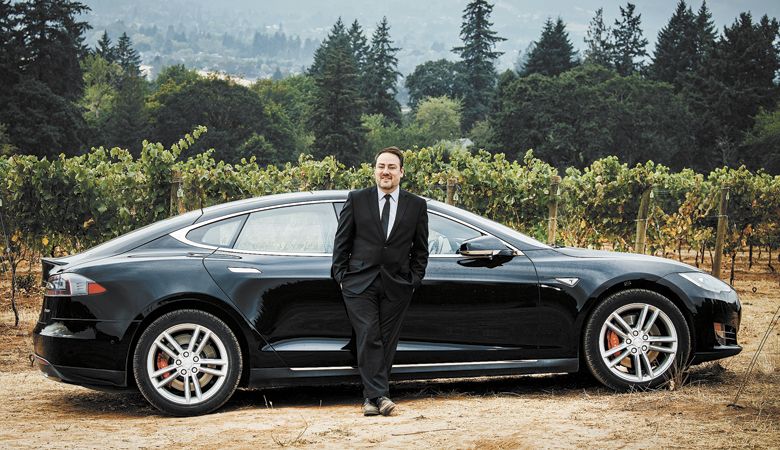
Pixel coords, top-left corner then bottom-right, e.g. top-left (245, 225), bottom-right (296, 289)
top-left (458, 235), bottom-right (514, 258)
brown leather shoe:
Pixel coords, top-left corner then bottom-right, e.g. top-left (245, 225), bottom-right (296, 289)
top-left (363, 398), bottom-right (379, 416)
top-left (376, 396), bottom-right (396, 416)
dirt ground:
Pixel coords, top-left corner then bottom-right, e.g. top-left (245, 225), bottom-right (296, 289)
top-left (1, 252), bottom-right (778, 449)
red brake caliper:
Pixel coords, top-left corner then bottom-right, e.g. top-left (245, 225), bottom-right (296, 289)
top-left (157, 352), bottom-right (171, 379)
top-left (607, 330), bottom-right (620, 350)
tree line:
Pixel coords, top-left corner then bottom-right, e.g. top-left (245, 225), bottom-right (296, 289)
top-left (1, 0), bottom-right (779, 175)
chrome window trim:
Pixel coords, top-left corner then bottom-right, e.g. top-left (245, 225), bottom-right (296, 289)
top-left (169, 199), bottom-right (523, 257)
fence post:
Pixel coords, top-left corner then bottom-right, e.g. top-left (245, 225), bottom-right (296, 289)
top-left (713, 186), bottom-right (729, 278)
top-left (170, 170), bottom-right (184, 215)
top-left (547, 175), bottom-right (561, 245)
top-left (634, 187), bottom-right (652, 254)
top-left (446, 178), bottom-right (457, 205)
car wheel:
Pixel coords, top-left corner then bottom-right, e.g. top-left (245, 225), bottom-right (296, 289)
top-left (133, 309), bottom-right (242, 416)
top-left (583, 289), bottom-right (691, 391)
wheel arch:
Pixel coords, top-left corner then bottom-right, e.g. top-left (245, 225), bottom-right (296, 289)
top-left (126, 294), bottom-right (255, 388)
top-left (577, 278), bottom-right (698, 360)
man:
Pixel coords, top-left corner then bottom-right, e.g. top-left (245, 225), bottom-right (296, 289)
top-left (331, 146), bottom-right (429, 417)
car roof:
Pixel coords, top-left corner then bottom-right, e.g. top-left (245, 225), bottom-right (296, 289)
top-left (196, 190), bottom-right (352, 223)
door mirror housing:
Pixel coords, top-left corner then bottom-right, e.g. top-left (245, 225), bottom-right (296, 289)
top-left (458, 235), bottom-right (515, 258)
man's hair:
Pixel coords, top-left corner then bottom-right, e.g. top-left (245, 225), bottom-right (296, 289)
top-left (374, 146), bottom-right (404, 168)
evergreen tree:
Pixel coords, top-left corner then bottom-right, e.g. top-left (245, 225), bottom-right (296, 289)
top-left (310, 20), bottom-right (365, 165)
top-left (364, 17), bottom-right (401, 124)
top-left (16, 0), bottom-right (91, 101)
top-left (452, 0), bottom-right (506, 131)
top-left (308, 18), bottom-right (346, 77)
top-left (96, 30), bottom-right (115, 62)
top-left (649, 1), bottom-right (697, 86)
top-left (0, 1), bottom-right (21, 88)
top-left (688, 12), bottom-right (780, 168)
top-left (612, 3), bottom-right (648, 76)
top-left (583, 8), bottom-right (612, 67)
top-left (347, 19), bottom-right (371, 107)
top-left (692, 1), bottom-right (717, 68)
top-left (523, 17), bottom-right (578, 77)
top-left (102, 74), bottom-right (150, 152)
top-left (115, 32), bottom-right (141, 77)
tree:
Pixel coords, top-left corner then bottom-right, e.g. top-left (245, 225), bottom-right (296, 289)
top-left (489, 65), bottom-right (694, 169)
top-left (79, 53), bottom-right (121, 143)
top-left (364, 17), bottom-right (401, 124)
top-left (308, 17), bottom-right (346, 77)
top-left (452, 0), bottom-right (506, 131)
top-left (101, 74), bottom-right (150, 153)
top-left (251, 74), bottom-right (316, 155)
top-left (0, 78), bottom-right (87, 157)
top-left (115, 32), bottom-right (142, 77)
top-left (522, 17), bottom-right (579, 77)
top-left (150, 77), bottom-right (291, 162)
top-left (742, 108), bottom-right (780, 174)
top-left (0, 0), bottom-right (21, 87)
top-left (583, 8), bottom-right (612, 67)
top-left (414, 96), bottom-right (462, 142)
top-left (405, 59), bottom-right (467, 109)
top-left (309, 21), bottom-right (365, 165)
top-left (15, 0), bottom-right (91, 101)
top-left (347, 19), bottom-right (371, 104)
top-left (687, 13), bottom-right (780, 168)
top-left (649, 1), bottom-right (697, 86)
top-left (612, 3), bottom-right (648, 76)
top-left (96, 30), bottom-right (115, 62)
top-left (692, 1), bottom-right (718, 69)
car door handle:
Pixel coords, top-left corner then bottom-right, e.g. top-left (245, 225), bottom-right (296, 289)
top-left (227, 267), bottom-right (262, 274)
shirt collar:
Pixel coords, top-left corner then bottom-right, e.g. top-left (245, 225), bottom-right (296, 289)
top-left (378, 187), bottom-right (400, 202)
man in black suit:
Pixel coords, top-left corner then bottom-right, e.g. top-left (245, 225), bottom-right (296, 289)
top-left (331, 146), bottom-right (429, 416)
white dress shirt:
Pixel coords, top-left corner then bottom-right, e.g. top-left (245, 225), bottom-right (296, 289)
top-left (378, 187), bottom-right (399, 239)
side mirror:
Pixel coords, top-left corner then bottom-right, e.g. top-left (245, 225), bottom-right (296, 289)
top-left (458, 235), bottom-right (514, 258)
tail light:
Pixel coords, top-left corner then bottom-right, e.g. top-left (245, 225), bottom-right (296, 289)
top-left (45, 273), bottom-right (107, 297)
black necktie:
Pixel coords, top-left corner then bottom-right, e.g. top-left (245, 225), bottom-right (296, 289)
top-left (381, 194), bottom-right (391, 238)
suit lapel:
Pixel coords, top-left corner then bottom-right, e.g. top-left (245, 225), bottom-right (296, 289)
top-left (387, 190), bottom-right (410, 242)
top-left (368, 186), bottom-right (385, 239)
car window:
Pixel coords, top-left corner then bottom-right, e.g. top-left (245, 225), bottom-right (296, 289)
top-left (186, 215), bottom-right (246, 247)
top-left (233, 203), bottom-right (337, 253)
top-left (428, 213), bottom-right (482, 255)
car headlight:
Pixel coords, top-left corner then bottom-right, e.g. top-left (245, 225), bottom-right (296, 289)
top-left (679, 272), bottom-right (732, 293)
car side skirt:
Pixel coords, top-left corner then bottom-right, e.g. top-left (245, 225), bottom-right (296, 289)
top-left (248, 358), bottom-right (579, 388)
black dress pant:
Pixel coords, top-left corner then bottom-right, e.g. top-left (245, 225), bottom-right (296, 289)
top-left (342, 275), bottom-right (411, 399)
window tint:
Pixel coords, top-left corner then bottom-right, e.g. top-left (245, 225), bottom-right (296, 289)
top-left (428, 213), bottom-right (482, 255)
top-left (186, 215), bottom-right (246, 247)
top-left (233, 203), bottom-right (338, 253)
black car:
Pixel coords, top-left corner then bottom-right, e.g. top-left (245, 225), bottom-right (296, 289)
top-left (33, 190), bottom-right (741, 416)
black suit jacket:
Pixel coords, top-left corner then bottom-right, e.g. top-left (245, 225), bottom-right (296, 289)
top-left (331, 186), bottom-right (429, 300)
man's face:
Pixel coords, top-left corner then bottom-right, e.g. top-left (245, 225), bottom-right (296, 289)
top-left (374, 152), bottom-right (404, 194)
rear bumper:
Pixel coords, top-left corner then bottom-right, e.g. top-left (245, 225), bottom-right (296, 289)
top-left (33, 319), bottom-right (139, 389)
top-left (32, 354), bottom-right (130, 391)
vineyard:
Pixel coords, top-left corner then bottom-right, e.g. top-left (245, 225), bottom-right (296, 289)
top-left (1, 128), bottom-right (779, 285)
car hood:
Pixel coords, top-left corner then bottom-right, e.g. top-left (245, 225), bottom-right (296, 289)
top-left (553, 247), bottom-right (698, 273)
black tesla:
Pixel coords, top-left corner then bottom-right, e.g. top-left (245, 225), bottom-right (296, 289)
top-left (33, 190), bottom-right (741, 416)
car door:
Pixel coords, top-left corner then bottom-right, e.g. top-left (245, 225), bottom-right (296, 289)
top-left (197, 201), bottom-right (354, 369)
top-left (394, 211), bottom-right (541, 364)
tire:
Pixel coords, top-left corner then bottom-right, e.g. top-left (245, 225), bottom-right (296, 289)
top-left (133, 309), bottom-right (242, 416)
top-left (583, 289), bottom-right (691, 391)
